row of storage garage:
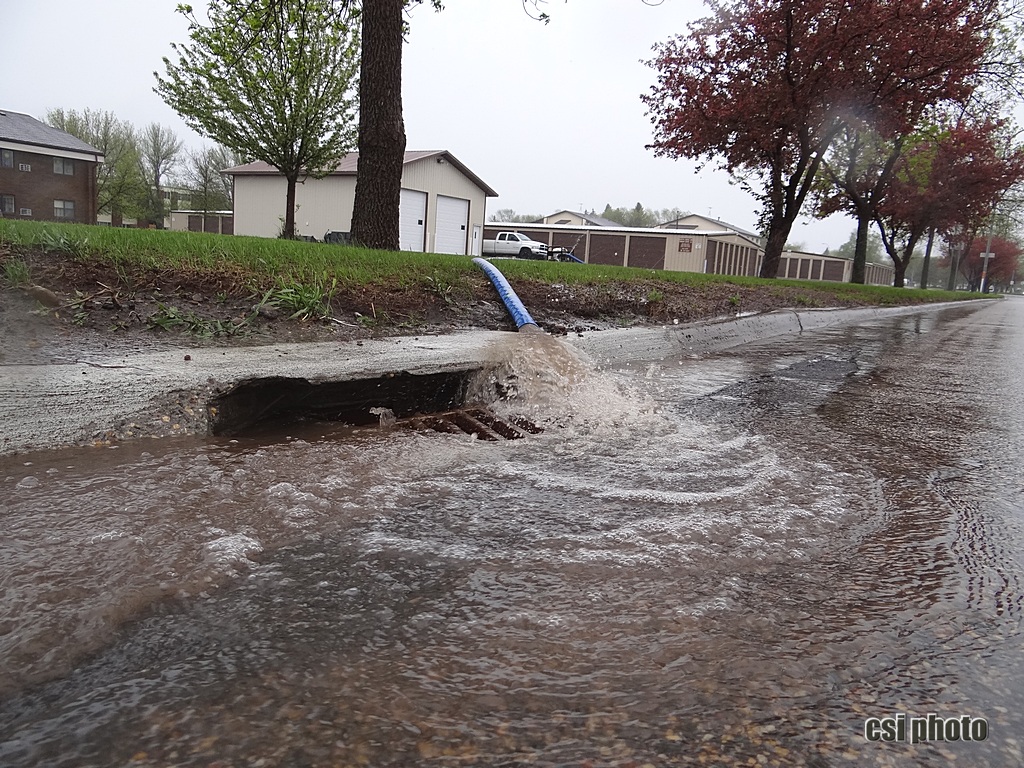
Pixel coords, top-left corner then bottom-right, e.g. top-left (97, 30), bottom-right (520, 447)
top-left (483, 223), bottom-right (895, 285)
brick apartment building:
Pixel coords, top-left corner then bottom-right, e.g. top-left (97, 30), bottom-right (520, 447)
top-left (0, 110), bottom-right (104, 224)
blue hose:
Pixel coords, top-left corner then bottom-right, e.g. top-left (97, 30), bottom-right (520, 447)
top-left (472, 257), bottom-right (539, 330)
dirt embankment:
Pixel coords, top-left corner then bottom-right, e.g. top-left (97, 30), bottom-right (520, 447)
top-left (1, 248), bottom-right (919, 366)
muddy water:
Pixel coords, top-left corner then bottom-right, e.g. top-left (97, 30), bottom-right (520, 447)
top-left (2, 300), bottom-right (1023, 767)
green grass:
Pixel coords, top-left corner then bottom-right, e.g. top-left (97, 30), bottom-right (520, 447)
top-left (2, 256), bottom-right (31, 286)
top-left (0, 218), bottom-right (979, 305)
top-left (0, 218), bottom-right (476, 289)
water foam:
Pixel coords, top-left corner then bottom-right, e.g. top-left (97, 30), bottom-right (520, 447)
top-left (473, 332), bottom-right (662, 434)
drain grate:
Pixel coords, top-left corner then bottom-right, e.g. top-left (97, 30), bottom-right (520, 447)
top-left (399, 407), bottom-right (542, 441)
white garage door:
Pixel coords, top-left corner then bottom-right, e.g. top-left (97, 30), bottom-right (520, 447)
top-left (400, 189), bottom-right (426, 252)
top-left (435, 195), bottom-right (470, 255)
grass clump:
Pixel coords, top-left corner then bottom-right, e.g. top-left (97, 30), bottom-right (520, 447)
top-left (254, 277), bottom-right (338, 321)
top-left (3, 257), bottom-right (31, 287)
top-left (147, 302), bottom-right (251, 338)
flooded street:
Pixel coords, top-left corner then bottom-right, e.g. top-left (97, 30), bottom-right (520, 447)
top-left (2, 299), bottom-right (1023, 767)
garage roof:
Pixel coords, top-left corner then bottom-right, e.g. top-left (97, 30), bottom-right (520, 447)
top-left (224, 150), bottom-right (497, 197)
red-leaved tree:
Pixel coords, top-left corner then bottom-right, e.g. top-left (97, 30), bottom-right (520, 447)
top-left (644, 0), bottom-right (1001, 279)
top-left (959, 235), bottom-right (1023, 291)
top-left (875, 118), bottom-right (1024, 287)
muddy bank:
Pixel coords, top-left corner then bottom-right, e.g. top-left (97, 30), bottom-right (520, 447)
top-left (0, 247), bottom-right (963, 368)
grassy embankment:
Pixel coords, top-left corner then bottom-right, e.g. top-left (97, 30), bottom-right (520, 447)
top-left (0, 218), bottom-right (975, 321)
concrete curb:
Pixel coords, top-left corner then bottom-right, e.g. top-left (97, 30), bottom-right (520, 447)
top-left (565, 301), bottom-right (989, 364)
top-left (0, 300), bottom-right (993, 455)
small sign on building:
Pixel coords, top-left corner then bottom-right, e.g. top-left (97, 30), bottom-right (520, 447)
top-left (678, 237), bottom-right (693, 253)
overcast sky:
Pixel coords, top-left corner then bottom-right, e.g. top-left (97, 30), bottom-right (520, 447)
top-left (8, 0), bottom-right (861, 250)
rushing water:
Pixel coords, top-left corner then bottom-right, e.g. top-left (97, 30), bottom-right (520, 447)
top-left (2, 300), bottom-right (1023, 767)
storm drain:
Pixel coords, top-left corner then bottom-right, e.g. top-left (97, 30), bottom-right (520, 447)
top-left (207, 369), bottom-right (542, 440)
top-left (399, 408), bottom-right (542, 441)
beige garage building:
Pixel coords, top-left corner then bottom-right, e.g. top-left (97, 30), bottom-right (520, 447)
top-left (225, 150), bottom-right (497, 254)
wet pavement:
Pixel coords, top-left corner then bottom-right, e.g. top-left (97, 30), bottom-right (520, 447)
top-left (1, 298), bottom-right (1023, 766)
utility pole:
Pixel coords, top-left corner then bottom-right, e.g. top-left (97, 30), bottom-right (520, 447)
top-left (979, 227), bottom-right (995, 293)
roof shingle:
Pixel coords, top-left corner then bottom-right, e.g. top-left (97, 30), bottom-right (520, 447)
top-left (0, 110), bottom-right (104, 157)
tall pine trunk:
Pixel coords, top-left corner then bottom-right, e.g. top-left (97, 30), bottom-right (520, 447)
top-left (350, 0), bottom-right (406, 251)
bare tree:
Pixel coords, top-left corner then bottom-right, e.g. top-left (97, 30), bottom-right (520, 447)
top-left (138, 123), bottom-right (184, 227)
top-left (489, 209), bottom-right (542, 223)
top-left (183, 145), bottom-right (243, 213)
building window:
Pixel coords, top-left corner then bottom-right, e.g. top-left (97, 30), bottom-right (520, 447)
top-left (1, 150), bottom-right (12, 168)
top-left (1, 194), bottom-right (14, 214)
top-left (53, 157), bottom-right (75, 175)
top-left (54, 200), bottom-right (75, 220)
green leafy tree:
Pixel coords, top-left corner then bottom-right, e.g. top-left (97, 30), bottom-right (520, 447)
top-left (833, 228), bottom-right (887, 265)
top-left (155, 0), bottom-right (360, 238)
top-left (45, 108), bottom-right (147, 223)
top-left (225, 0), bottom-right (645, 248)
top-left (655, 207), bottom-right (685, 225)
top-left (600, 203), bottom-right (660, 228)
top-left (814, 125), bottom-right (906, 282)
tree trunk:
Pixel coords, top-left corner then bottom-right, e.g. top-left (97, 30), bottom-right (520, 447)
top-left (283, 175), bottom-right (298, 239)
top-left (850, 210), bottom-right (871, 284)
top-left (759, 217), bottom-right (791, 279)
top-left (893, 236), bottom-right (922, 288)
top-left (153, 172), bottom-right (165, 229)
top-left (945, 239), bottom-right (970, 291)
top-left (757, 147), bottom-right (831, 279)
top-left (892, 258), bottom-right (907, 288)
top-left (919, 227), bottom-right (935, 289)
top-left (350, 0), bottom-right (406, 251)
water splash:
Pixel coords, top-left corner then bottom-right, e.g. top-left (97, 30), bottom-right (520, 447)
top-left (472, 331), bottom-right (660, 433)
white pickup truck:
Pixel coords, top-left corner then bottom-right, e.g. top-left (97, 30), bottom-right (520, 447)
top-left (482, 231), bottom-right (549, 259)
